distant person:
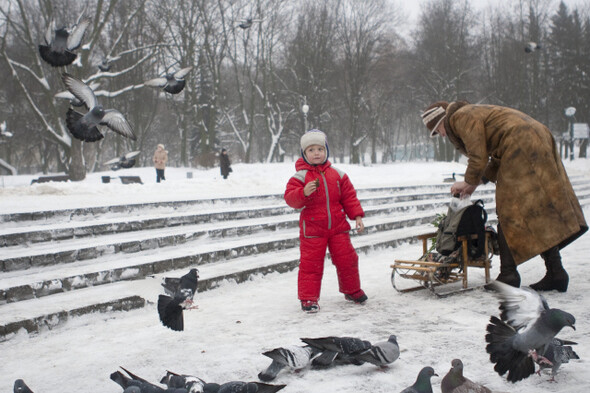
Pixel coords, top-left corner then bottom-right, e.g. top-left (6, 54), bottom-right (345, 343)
top-left (284, 129), bottom-right (367, 313)
top-left (421, 100), bottom-right (587, 292)
top-left (153, 144), bottom-right (168, 183)
top-left (219, 148), bottom-right (232, 179)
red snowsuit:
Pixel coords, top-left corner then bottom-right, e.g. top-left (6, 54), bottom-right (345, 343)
top-left (284, 158), bottom-right (365, 301)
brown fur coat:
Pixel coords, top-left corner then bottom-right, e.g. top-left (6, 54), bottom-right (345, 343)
top-left (443, 101), bottom-right (587, 264)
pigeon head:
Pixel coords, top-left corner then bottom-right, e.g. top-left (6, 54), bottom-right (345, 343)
top-left (91, 105), bottom-right (105, 118)
top-left (547, 309), bottom-right (576, 332)
top-left (450, 358), bottom-right (463, 373)
top-left (388, 335), bottom-right (398, 344)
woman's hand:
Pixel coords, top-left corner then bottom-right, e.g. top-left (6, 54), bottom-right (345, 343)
top-left (450, 181), bottom-right (477, 198)
top-left (355, 216), bottom-right (365, 233)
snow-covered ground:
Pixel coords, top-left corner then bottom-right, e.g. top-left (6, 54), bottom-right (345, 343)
top-left (1, 159), bottom-right (589, 393)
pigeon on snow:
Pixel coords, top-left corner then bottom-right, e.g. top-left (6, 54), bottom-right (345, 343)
top-left (144, 67), bottom-right (192, 94)
top-left (61, 73), bottom-right (136, 142)
top-left (485, 281), bottom-right (576, 383)
top-left (160, 370), bottom-right (206, 392)
top-left (353, 334), bottom-right (399, 368)
top-left (258, 345), bottom-right (320, 381)
top-left (104, 151), bottom-right (140, 170)
top-left (203, 381), bottom-right (285, 393)
top-left (110, 366), bottom-right (167, 392)
top-left (14, 379), bottom-right (34, 393)
top-left (535, 338), bottom-right (579, 381)
top-left (158, 268), bottom-right (199, 331)
top-left (301, 336), bottom-right (372, 367)
top-left (400, 367), bottom-right (438, 393)
top-left (441, 359), bottom-right (491, 393)
top-left (39, 17), bottom-right (91, 67)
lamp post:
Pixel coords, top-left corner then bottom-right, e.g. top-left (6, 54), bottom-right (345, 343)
top-left (565, 107), bottom-right (576, 161)
top-left (302, 97), bottom-right (309, 132)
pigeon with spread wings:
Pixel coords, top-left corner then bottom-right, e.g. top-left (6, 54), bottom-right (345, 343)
top-left (145, 67), bottom-right (192, 95)
top-left (61, 73), bottom-right (136, 142)
top-left (158, 269), bottom-right (199, 331)
top-left (39, 17), bottom-right (91, 67)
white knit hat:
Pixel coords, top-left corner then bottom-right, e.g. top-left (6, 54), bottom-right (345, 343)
top-left (300, 129), bottom-right (329, 163)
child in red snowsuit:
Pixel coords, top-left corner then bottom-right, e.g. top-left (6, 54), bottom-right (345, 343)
top-left (284, 129), bottom-right (367, 313)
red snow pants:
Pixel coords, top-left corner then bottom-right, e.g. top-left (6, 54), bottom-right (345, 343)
top-left (298, 231), bottom-right (361, 301)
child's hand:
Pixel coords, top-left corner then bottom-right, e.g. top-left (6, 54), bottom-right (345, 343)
top-left (355, 216), bottom-right (364, 233)
top-left (303, 179), bottom-right (319, 197)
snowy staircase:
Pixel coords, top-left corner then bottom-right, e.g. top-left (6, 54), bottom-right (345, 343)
top-left (1, 179), bottom-right (590, 341)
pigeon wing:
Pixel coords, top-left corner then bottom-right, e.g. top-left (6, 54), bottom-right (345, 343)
top-left (174, 67), bottom-right (193, 79)
top-left (100, 110), bottom-right (136, 140)
top-left (67, 17), bottom-right (91, 50)
top-left (490, 281), bottom-right (546, 331)
top-left (157, 294), bottom-right (184, 331)
top-left (62, 73), bottom-right (98, 109)
top-left (258, 360), bottom-right (286, 382)
top-left (103, 157), bottom-right (121, 166)
top-left (125, 151), bottom-right (141, 160)
top-left (144, 77), bottom-right (168, 87)
top-left (44, 19), bottom-right (55, 45)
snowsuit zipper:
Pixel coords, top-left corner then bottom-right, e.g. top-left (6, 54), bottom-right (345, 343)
top-left (320, 172), bottom-right (331, 229)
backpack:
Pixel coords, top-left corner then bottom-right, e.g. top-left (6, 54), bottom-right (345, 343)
top-left (435, 199), bottom-right (488, 258)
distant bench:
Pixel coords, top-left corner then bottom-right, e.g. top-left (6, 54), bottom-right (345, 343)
top-left (102, 176), bottom-right (143, 184)
top-left (31, 175), bottom-right (70, 185)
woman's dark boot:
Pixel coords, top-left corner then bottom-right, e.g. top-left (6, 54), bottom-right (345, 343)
top-left (530, 247), bottom-right (568, 292)
top-left (486, 224), bottom-right (520, 288)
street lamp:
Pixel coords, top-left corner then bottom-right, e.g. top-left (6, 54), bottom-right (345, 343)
top-left (565, 107), bottom-right (576, 161)
top-left (302, 98), bottom-right (309, 132)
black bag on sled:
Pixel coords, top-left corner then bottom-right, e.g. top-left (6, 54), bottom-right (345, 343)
top-left (435, 198), bottom-right (488, 258)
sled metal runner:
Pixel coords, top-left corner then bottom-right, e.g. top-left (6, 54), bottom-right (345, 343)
top-left (391, 231), bottom-right (492, 297)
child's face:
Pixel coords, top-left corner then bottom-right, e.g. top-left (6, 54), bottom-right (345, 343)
top-left (304, 144), bottom-right (326, 165)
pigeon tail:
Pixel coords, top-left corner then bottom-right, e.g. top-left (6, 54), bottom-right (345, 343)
top-left (38, 45), bottom-right (77, 67)
top-left (66, 108), bottom-right (104, 142)
top-left (158, 294), bottom-right (184, 331)
top-left (485, 316), bottom-right (535, 382)
top-left (258, 360), bottom-right (286, 382)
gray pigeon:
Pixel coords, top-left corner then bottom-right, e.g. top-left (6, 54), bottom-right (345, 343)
top-left (258, 345), bottom-right (320, 381)
top-left (110, 366), bottom-right (167, 392)
top-left (145, 67), bottom-right (192, 94)
top-left (158, 269), bottom-right (200, 331)
top-left (104, 151), bottom-right (141, 171)
top-left (485, 281), bottom-right (576, 383)
top-left (353, 335), bottom-right (399, 368)
top-left (441, 359), bottom-right (491, 393)
top-left (39, 17), bottom-right (91, 67)
top-left (400, 367), bottom-right (438, 393)
top-left (14, 379), bottom-right (34, 393)
top-left (203, 381), bottom-right (285, 393)
top-left (61, 73), bottom-right (136, 142)
top-left (160, 370), bottom-right (206, 392)
top-left (301, 336), bottom-right (372, 367)
top-left (535, 338), bottom-right (579, 381)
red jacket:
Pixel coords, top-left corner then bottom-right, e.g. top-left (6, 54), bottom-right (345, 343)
top-left (285, 158), bottom-right (364, 238)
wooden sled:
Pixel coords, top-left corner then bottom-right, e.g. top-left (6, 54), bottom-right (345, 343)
top-left (391, 231), bottom-right (492, 297)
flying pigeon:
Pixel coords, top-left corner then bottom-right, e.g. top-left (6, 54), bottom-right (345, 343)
top-left (301, 336), bottom-right (372, 367)
top-left (38, 17), bottom-right (91, 67)
top-left (104, 150), bottom-right (140, 170)
top-left (14, 379), bottom-right (34, 393)
top-left (61, 73), bottom-right (136, 142)
top-left (524, 41), bottom-right (542, 53)
top-left (160, 370), bottom-right (206, 392)
top-left (144, 67), bottom-right (192, 94)
top-left (55, 81), bottom-right (101, 109)
top-left (485, 281), bottom-right (576, 383)
top-left (158, 269), bottom-right (199, 331)
top-left (98, 58), bottom-right (111, 72)
top-left (535, 338), bottom-right (579, 381)
top-left (400, 367), bottom-right (438, 393)
top-left (353, 335), bottom-right (399, 368)
top-left (110, 366), bottom-right (167, 392)
top-left (258, 345), bottom-right (320, 381)
top-left (203, 381), bottom-right (285, 393)
top-left (441, 359), bottom-right (491, 393)
top-left (238, 18), bottom-right (262, 29)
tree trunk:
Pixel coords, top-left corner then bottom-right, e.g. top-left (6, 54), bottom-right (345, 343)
top-left (68, 140), bottom-right (86, 181)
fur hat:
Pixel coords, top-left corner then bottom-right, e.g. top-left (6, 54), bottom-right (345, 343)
top-left (300, 129), bottom-right (329, 164)
top-left (157, 143), bottom-right (165, 149)
top-left (421, 101), bottom-right (449, 137)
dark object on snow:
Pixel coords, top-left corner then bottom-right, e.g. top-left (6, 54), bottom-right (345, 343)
top-left (14, 379), bottom-right (34, 393)
top-left (353, 335), bottom-right (399, 368)
top-left (219, 149), bottom-right (232, 179)
top-left (31, 175), bottom-right (70, 185)
top-left (525, 41), bottom-right (542, 53)
top-left (535, 338), bottom-right (579, 381)
top-left (400, 367), bottom-right (438, 393)
top-left (158, 269), bottom-right (199, 331)
top-left (160, 370), bottom-right (206, 391)
top-left (39, 17), bottom-right (91, 67)
top-left (436, 198), bottom-right (487, 258)
top-left (258, 345), bottom-right (320, 381)
top-left (203, 381), bottom-right (285, 393)
top-left (104, 151), bottom-right (140, 171)
top-left (110, 367), bottom-right (166, 392)
top-left (485, 281), bottom-right (576, 383)
top-left (144, 67), bottom-right (192, 94)
top-left (301, 336), bottom-right (372, 367)
top-left (62, 73), bottom-right (136, 142)
top-left (441, 359), bottom-right (491, 393)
